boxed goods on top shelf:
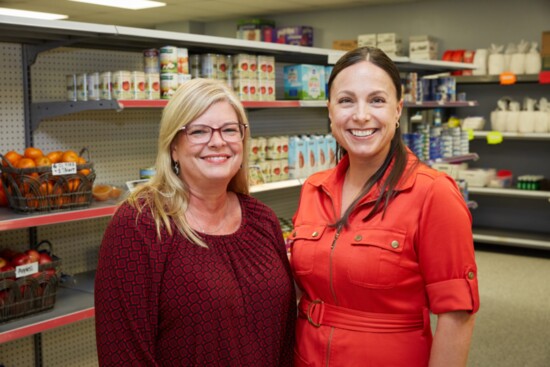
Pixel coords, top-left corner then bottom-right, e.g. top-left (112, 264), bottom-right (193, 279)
top-left (0, 148), bottom-right (95, 213)
top-left (236, 19), bottom-right (276, 42)
top-left (0, 240), bottom-right (61, 324)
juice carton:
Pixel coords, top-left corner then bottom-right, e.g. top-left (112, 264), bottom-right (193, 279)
top-left (283, 64), bottom-right (326, 100)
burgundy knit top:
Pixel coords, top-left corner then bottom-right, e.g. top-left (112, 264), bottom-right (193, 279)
top-left (94, 194), bottom-right (296, 366)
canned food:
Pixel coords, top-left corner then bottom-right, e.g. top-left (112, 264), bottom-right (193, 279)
top-left (177, 48), bottom-right (189, 74)
top-left (159, 46), bottom-right (178, 74)
top-left (233, 54), bottom-right (250, 78)
top-left (76, 73), bottom-right (87, 101)
top-left (160, 73), bottom-right (178, 99)
top-left (99, 71), bottom-right (112, 100)
top-left (66, 74), bottom-right (77, 101)
top-left (216, 54), bottom-right (228, 80)
top-left (143, 48), bottom-right (160, 74)
top-left (256, 137), bottom-right (267, 162)
top-left (201, 53), bottom-right (217, 79)
top-left (145, 73), bottom-right (160, 100)
top-left (131, 71), bottom-right (146, 99)
top-left (112, 70), bottom-right (132, 100)
top-left (87, 72), bottom-right (100, 101)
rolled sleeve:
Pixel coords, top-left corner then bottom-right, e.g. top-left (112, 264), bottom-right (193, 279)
top-left (426, 267), bottom-right (480, 314)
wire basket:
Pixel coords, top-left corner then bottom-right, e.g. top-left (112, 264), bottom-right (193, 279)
top-left (0, 240), bottom-right (62, 324)
top-left (0, 148), bottom-right (95, 213)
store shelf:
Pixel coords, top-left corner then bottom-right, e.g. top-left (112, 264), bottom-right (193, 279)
top-left (0, 275), bottom-right (95, 344)
top-left (250, 179), bottom-right (303, 193)
top-left (0, 201), bottom-right (118, 232)
top-left (117, 100), bottom-right (327, 109)
top-left (427, 152), bottom-right (479, 165)
top-left (455, 74), bottom-right (540, 84)
top-left (473, 227), bottom-right (550, 250)
top-left (404, 100), bottom-right (478, 108)
top-left (469, 187), bottom-right (550, 201)
top-left (472, 131), bottom-right (550, 141)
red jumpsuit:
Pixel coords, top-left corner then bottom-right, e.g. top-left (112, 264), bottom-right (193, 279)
top-left (290, 152), bottom-right (480, 367)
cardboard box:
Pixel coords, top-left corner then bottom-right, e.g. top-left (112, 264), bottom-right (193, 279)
top-left (283, 64), bottom-right (326, 100)
top-left (378, 41), bottom-right (404, 54)
top-left (332, 39), bottom-right (357, 51)
top-left (409, 51), bottom-right (438, 60)
top-left (377, 32), bottom-right (401, 44)
top-left (276, 26), bottom-right (313, 47)
top-left (410, 40), bottom-right (438, 54)
top-left (357, 33), bottom-right (377, 47)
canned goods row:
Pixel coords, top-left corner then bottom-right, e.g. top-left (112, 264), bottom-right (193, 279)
top-left (250, 159), bottom-right (289, 184)
top-left (67, 71), bottom-right (161, 101)
top-left (249, 136), bottom-right (289, 163)
top-left (233, 78), bottom-right (276, 102)
top-left (188, 53), bottom-right (275, 81)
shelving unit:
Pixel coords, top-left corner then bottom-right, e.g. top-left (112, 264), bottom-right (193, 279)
top-left (455, 75), bottom-right (550, 251)
top-left (0, 14), bottom-right (478, 366)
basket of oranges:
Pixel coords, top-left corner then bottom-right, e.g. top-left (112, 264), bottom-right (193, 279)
top-left (0, 147), bottom-right (96, 213)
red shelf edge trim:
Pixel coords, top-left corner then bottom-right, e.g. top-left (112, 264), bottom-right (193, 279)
top-left (0, 307), bottom-right (95, 344)
top-left (0, 205), bottom-right (118, 231)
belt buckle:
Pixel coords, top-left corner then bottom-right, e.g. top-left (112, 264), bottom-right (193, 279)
top-left (306, 299), bottom-right (323, 328)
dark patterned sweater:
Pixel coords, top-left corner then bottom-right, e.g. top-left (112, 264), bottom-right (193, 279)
top-left (94, 194), bottom-right (296, 366)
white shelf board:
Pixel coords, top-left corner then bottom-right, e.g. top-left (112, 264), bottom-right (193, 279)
top-left (473, 131), bottom-right (550, 140)
top-left (468, 187), bottom-right (550, 201)
top-left (473, 227), bottom-right (550, 250)
top-left (250, 179), bottom-right (303, 193)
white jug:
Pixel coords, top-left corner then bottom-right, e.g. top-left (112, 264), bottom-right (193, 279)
top-left (509, 53), bottom-right (526, 75)
top-left (518, 111), bottom-right (535, 133)
top-left (488, 53), bottom-right (505, 75)
top-left (472, 49), bottom-right (488, 75)
top-left (525, 52), bottom-right (541, 74)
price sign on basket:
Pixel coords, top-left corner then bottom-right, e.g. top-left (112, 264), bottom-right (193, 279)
top-left (52, 162), bottom-right (77, 175)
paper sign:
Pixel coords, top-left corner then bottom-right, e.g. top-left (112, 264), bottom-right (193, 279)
top-left (52, 162), bottom-right (77, 175)
top-left (15, 262), bottom-right (39, 278)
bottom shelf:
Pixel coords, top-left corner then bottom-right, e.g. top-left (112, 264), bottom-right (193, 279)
top-left (473, 227), bottom-right (550, 250)
top-left (0, 271), bottom-right (95, 344)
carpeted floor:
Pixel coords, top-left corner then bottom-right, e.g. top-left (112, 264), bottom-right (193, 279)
top-left (466, 245), bottom-right (550, 367)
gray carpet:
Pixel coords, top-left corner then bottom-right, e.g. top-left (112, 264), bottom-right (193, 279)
top-left (466, 246), bottom-right (550, 366)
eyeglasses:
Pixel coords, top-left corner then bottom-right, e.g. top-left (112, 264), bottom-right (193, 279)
top-left (180, 123), bottom-right (248, 144)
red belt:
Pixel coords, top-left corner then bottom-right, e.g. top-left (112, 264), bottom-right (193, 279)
top-left (298, 297), bottom-right (427, 333)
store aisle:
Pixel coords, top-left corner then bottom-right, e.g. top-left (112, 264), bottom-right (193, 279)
top-left (467, 245), bottom-right (550, 367)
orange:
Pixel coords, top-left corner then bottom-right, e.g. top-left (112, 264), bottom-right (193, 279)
top-left (61, 150), bottom-right (79, 163)
top-left (35, 156), bottom-right (52, 167)
top-left (92, 184), bottom-right (112, 201)
top-left (67, 179), bottom-right (80, 192)
top-left (39, 181), bottom-right (53, 195)
top-left (2, 150), bottom-right (22, 167)
top-left (16, 158), bottom-right (39, 181)
top-left (24, 147), bottom-right (44, 160)
top-left (46, 151), bottom-right (63, 164)
top-left (77, 156), bottom-right (90, 176)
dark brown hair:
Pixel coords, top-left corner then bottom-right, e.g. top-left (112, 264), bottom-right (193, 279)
top-left (327, 46), bottom-right (413, 227)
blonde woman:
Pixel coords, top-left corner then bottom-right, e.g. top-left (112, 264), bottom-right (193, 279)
top-left (95, 78), bottom-right (296, 366)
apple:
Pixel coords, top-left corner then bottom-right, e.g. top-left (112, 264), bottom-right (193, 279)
top-left (10, 252), bottom-right (30, 266)
top-left (0, 257), bottom-right (7, 268)
top-left (38, 251), bottom-right (53, 265)
top-left (0, 264), bottom-right (15, 280)
top-left (25, 249), bottom-right (40, 263)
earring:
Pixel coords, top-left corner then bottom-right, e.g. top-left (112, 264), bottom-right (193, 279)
top-left (396, 121), bottom-right (400, 129)
top-left (173, 161), bottom-right (180, 175)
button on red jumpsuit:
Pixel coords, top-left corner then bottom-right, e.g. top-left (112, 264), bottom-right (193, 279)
top-left (290, 152), bottom-right (479, 367)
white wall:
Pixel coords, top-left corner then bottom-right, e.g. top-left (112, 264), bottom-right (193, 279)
top-left (202, 0), bottom-right (549, 55)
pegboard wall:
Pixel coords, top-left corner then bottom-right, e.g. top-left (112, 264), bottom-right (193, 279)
top-left (0, 41), bottom-right (330, 366)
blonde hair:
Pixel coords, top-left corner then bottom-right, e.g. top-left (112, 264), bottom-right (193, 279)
top-left (126, 78), bottom-right (250, 247)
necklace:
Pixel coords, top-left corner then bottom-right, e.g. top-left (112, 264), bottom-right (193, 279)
top-left (186, 199), bottom-right (229, 235)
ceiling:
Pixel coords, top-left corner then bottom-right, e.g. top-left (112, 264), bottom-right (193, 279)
top-left (0, 0), bottom-right (422, 28)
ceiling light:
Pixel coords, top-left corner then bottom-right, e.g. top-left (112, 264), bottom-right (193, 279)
top-left (0, 7), bottom-right (68, 20)
top-left (69, 0), bottom-right (166, 10)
